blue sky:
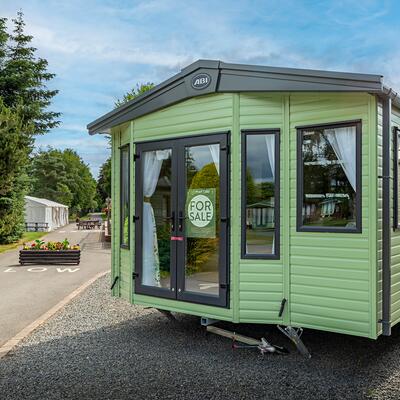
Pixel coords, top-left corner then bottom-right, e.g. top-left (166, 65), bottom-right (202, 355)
top-left (2, 0), bottom-right (400, 178)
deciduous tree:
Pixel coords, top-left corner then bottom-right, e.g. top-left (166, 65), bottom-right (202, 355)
top-left (30, 148), bottom-right (98, 216)
top-left (97, 157), bottom-right (111, 206)
top-left (114, 82), bottom-right (155, 108)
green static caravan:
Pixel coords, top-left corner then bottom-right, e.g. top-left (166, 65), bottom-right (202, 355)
top-left (88, 60), bottom-right (400, 340)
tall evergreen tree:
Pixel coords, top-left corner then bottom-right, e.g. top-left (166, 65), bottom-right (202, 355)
top-left (0, 11), bottom-right (60, 243)
top-left (0, 10), bottom-right (60, 134)
top-left (0, 100), bottom-right (31, 243)
top-left (0, 17), bottom-right (8, 68)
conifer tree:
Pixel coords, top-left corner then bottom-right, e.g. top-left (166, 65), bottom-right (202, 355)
top-left (0, 10), bottom-right (60, 134)
top-left (0, 17), bottom-right (8, 68)
top-left (0, 100), bottom-right (31, 243)
top-left (0, 11), bottom-right (59, 243)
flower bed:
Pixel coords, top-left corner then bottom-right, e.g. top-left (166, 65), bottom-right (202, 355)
top-left (19, 239), bottom-right (80, 265)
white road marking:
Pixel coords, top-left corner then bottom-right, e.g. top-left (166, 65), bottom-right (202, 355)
top-left (27, 267), bottom-right (47, 272)
top-left (3, 268), bottom-right (81, 273)
top-left (56, 267), bottom-right (80, 273)
top-left (59, 230), bottom-right (66, 233)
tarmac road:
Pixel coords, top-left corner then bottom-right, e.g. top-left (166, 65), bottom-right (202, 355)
top-left (0, 222), bottom-right (110, 347)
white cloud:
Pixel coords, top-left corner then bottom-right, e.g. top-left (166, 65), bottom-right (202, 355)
top-left (4, 0), bottom-right (400, 178)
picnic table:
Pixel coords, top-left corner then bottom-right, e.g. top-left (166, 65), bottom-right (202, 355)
top-left (77, 219), bottom-right (102, 230)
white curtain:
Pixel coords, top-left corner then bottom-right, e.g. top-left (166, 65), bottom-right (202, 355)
top-left (325, 126), bottom-right (356, 191)
top-left (208, 144), bottom-right (219, 175)
top-left (265, 135), bottom-right (275, 253)
top-left (142, 150), bottom-right (171, 287)
top-left (265, 135), bottom-right (275, 179)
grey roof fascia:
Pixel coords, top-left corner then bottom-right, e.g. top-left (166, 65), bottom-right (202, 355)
top-left (87, 69), bottom-right (186, 134)
top-left (219, 61), bottom-right (383, 83)
top-left (87, 59), bottom-right (221, 134)
top-left (87, 59), bottom-right (396, 135)
top-left (218, 69), bottom-right (383, 93)
top-left (180, 59), bottom-right (220, 74)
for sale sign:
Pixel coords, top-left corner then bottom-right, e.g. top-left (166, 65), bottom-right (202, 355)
top-left (186, 188), bottom-right (216, 238)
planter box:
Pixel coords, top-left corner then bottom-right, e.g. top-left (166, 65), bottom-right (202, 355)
top-left (19, 250), bottom-right (80, 265)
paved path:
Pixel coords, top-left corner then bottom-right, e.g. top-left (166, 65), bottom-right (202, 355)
top-left (0, 223), bottom-right (110, 347)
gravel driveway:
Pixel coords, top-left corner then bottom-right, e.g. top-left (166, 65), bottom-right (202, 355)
top-left (1, 274), bottom-right (400, 400)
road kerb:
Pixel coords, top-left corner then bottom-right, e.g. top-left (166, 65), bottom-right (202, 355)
top-left (0, 270), bottom-right (109, 359)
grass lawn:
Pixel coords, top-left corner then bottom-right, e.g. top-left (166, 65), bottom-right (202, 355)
top-left (0, 231), bottom-right (46, 254)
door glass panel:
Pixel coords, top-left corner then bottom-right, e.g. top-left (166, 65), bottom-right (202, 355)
top-left (184, 144), bottom-right (220, 296)
top-left (141, 149), bottom-right (172, 289)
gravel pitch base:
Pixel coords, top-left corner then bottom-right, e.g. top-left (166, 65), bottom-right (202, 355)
top-left (2, 275), bottom-right (400, 400)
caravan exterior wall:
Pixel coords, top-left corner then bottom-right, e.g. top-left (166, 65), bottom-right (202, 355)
top-left (86, 60), bottom-right (400, 340)
top-left (109, 92), bottom-right (383, 339)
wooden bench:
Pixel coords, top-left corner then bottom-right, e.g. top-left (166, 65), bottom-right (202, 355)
top-left (25, 222), bottom-right (49, 232)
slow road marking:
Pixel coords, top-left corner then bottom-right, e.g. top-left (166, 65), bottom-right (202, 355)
top-left (3, 267), bottom-right (80, 273)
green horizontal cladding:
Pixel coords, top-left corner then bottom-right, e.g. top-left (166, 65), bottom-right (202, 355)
top-left (111, 123), bottom-right (131, 301)
top-left (110, 91), bottom-right (379, 338)
top-left (238, 94), bottom-right (285, 324)
top-left (391, 107), bottom-right (400, 326)
top-left (376, 103), bottom-right (400, 333)
top-left (289, 93), bottom-right (376, 338)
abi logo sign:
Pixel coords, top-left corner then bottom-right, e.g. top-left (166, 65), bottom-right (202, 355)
top-left (186, 188), bottom-right (216, 238)
top-left (191, 73), bottom-right (211, 90)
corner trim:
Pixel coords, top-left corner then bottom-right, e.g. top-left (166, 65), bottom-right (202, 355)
top-left (381, 96), bottom-right (392, 336)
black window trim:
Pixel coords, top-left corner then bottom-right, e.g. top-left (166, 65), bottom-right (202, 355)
top-left (296, 119), bottom-right (362, 233)
top-left (120, 144), bottom-right (130, 249)
top-left (241, 129), bottom-right (280, 260)
top-left (393, 126), bottom-right (400, 231)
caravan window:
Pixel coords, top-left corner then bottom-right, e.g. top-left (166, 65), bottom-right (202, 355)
top-left (241, 130), bottom-right (280, 259)
top-left (120, 145), bottom-right (130, 247)
top-left (297, 121), bottom-right (361, 233)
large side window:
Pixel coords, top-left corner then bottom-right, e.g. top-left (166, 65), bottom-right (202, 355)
top-left (120, 145), bottom-right (130, 248)
top-left (393, 127), bottom-right (400, 230)
top-left (297, 121), bottom-right (361, 233)
top-left (241, 130), bottom-right (280, 259)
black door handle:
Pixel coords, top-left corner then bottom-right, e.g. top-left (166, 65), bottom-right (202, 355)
top-left (178, 211), bottom-right (185, 232)
top-left (164, 211), bottom-right (175, 232)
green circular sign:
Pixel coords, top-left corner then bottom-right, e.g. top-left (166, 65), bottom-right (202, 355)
top-left (187, 194), bottom-right (214, 228)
